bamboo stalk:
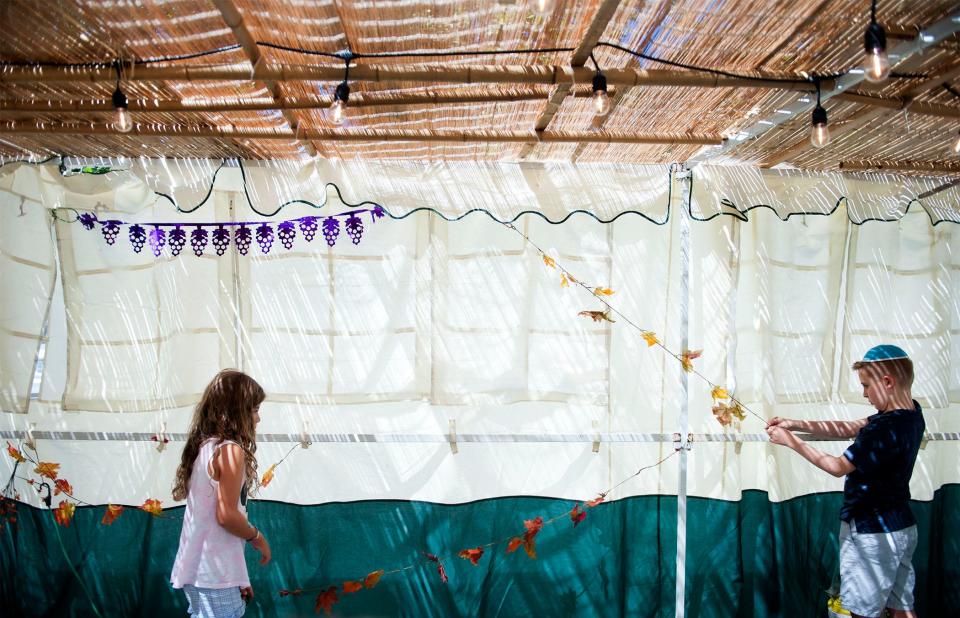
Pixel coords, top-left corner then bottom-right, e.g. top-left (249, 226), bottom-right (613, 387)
top-left (0, 122), bottom-right (723, 145)
top-left (0, 63), bottom-right (826, 91)
top-left (839, 160), bottom-right (960, 174)
top-left (0, 91), bottom-right (560, 113)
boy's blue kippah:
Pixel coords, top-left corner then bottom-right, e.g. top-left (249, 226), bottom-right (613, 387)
top-left (861, 344), bottom-right (910, 362)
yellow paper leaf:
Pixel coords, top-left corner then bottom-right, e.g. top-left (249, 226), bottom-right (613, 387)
top-left (711, 386), bottom-right (729, 400)
top-left (730, 402), bottom-right (746, 421)
top-left (560, 274), bottom-right (569, 288)
top-left (542, 254), bottom-right (556, 269)
top-left (641, 332), bottom-right (659, 347)
top-left (261, 463), bottom-right (277, 488)
top-left (680, 349), bottom-right (702, 373)
top-left (593, 287), bottom-right (614, 296)
top-left (54, 500), bottom-right (75, 527)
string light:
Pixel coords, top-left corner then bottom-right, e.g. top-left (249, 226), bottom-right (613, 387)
top-left (328, 56), bottom-right (352, 127)
top-left (952, 129), bottom-right (960, 155)
top-left (589, 54), bottom-right (611, 117)
top-left (111, 63), bottom-right (132, 133)
top-left (809, 80), bottom-right (830, 148)
top-left (863, 0), bottom-right (891, 83)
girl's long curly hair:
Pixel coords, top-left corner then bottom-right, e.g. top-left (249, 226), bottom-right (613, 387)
top-left (172, 370), bottom-right (265, 501)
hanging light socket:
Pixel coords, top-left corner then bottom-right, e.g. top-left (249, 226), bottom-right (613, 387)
top-left (112, 85), bottom-right (133, 133)
top-left (591, 72), bottom-right (610, 117)
top-left (863, 21), bottom-right (891, 83)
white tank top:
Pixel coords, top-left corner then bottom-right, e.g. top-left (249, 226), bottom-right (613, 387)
top-left (170, 438), bottom-right (250, 589)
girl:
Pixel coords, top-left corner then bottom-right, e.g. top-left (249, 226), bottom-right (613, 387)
top-left (170, 370), bottom-right (272, 617)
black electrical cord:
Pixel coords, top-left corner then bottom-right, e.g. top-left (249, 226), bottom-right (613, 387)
top-left (0, 45), bottom-right (242, 69)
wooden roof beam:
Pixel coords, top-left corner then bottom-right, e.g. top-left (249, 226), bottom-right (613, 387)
top-left (0, 122), bottom-right (722, 146)
top-left (212, 0), bottom-right (317, 156)
top-left (518, 0), bottom-right (628, 159)
top-left (839, 160), bottom-right (960, 174)
top-left (762, 59), bottom-right (960, 167)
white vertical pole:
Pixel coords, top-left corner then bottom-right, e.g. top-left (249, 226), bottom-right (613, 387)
top-left (674, 169), bottom-right (692, 618)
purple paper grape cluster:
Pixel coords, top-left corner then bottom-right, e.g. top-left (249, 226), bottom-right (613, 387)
top-left (256, 223), bottom-right (274, 254)
top-left (300, 216), bottom-right (318, 242)
top-left (322, 216), bottom-right (340, 247)
top-left (129, 225), bottom-right (146, 253)
top-left (148, 226), bottom-right (166, 257)
top-left (345, 214), bottom-right (363, 245)
top-left (277, 221), bottom-right (296, 250)
top-left (212, 226), bottom-right (230, 256)
top-left (190, 227), bottom-right (208, 256)
top-left (169, 226), bottom-right (187, 256)
top-left (235, 226), bottom-right (252, 256)
top-left (101, 220), bottom-right (121, 245)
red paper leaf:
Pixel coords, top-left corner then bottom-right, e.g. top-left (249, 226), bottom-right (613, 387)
top-left (570, 503), bottom-right (586, 527)
top-left (342, 581), bottom-right (362, 594)
top-left (279, 588), bottom-right (302, 597)
top-left (140, 499), bottom-right (163, 517)
top-left (363, 570), bottom-right (384, 589)
top-left (506, 537), bottom-right (522, 553)
top-left (586, 495), bottom-right (605, 508)
top-left (54, 478), bottom-right (73, 496)
top-left (101, 504), bottom-right (123, 526)
top-left (314, 586), bottom-right (338, 615)
top-left (423, 552), bottom-right (449, 584)
top-left (53, 500), bottom-right (75, 527)
top-left (458, 547), bottom-right (484, 566)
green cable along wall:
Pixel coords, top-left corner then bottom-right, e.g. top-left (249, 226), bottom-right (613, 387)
top-left (1, 487), bottom-right (957, 617)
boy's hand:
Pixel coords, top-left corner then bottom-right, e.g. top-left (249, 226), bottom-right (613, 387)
top-left (252, 534), bottom-right (272, 565)
top-left (766, 425), bottom-right (795, 447)
top-left (240, 586), bottom-right (253, 602)
top-left (767, 416), bottom-right (796, 430)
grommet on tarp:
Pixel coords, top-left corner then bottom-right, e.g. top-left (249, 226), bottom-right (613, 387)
top-left (448, 419), bottom-right (458, 454)
top-left (592, 420), bottom-right (601, 453)
top-left (299, 421), bottom-right (311, 450)
top-left (672, 432), bottom-right (693, 451)
top-left (151, 422), bottom-right (169, 453)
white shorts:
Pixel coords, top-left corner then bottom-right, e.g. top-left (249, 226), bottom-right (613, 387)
top-left (839, 521), bottom-right (917, 617)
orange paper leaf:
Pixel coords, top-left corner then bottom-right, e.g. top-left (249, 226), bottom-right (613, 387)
top-left (101, 504), bottom-right (124, 526)
top-left (363, 570), bottom-right (384, 589)
top-left (458, 547), bottom-right (485, 566)
top-left (506, 537), bottom-right (522, 553)
top-left (261, 463), bottom-right (277, 488)
top-left (34, 462), bottom-right (60, 480)
top-left (314, 586), bottom-right (339, 615)
top-left (54, 478), bottom-right (73, 496)
top-left (342, 581), bottom-right (362, 594)
top-left (577, 310), bottom-right (615, 323)
top-left (6, 442), bottom-right (26, 463)
top-left (542, 254), bottom-right (556, 269)
top-left (570, 503), bottom-right (587, 527)
top-left (521, 516), bottom-right (544, 559)
top-left (641, 331), bottom-right (659, 347)
top-left (593, 287), bottom-right (615, 296)
top-left (140, 499), bottom-right (163, 517)
top-left (54, 500), bottom-right (75, 527)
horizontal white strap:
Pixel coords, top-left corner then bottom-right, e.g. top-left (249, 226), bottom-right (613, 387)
top-left (2, 430), bottom-right (958, 443)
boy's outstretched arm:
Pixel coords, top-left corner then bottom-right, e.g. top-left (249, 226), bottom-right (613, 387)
top-left (766, 426), bottom-right (856, 477)
top-left (768, 417), bottom-right (868, 438)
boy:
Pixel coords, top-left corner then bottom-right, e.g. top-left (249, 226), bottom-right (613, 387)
top-left (766, 345), bottom-right (925, 618)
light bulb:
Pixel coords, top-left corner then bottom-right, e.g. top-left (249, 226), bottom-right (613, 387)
top-left (952, 131), bottom-right (960, 154)
top-left (592, 90), bottom-right (611, 116)
top-left (863, 22), bottom-right (890, 83)
top-left (329, 100), bottom-right (346, 126)
top-left (535, 0), bottom-right (550, 13)
top-left (591, 72), bottom-right (610, 116)
top-left (863, 48), bottom-right (891, 83)
top-left (112, 86), bottom-right (133, 133)
top-left (810, 104), bottom-right (830, 148)
top-left (328, 81), bottom-right (350, 126)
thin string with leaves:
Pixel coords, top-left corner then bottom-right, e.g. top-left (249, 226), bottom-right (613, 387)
top-left (504, 222), bottom-right (764, 428)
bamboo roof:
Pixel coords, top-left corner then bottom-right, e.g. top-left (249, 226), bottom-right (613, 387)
top-left (0, 0), bottom-right (959, 172)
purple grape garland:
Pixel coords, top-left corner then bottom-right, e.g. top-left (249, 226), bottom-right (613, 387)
top-left (71, 208), bottom-right (383, 257)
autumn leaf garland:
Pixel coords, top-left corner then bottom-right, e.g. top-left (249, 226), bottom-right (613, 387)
top-left (516, 223), bottom-right (764, 428)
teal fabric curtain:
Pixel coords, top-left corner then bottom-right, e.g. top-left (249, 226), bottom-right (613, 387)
top-left (2, 488), bottom-right (957, 617)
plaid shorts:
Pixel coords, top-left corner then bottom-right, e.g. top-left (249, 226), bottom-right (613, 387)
top-left (182, 584), bottom-right (245, 618)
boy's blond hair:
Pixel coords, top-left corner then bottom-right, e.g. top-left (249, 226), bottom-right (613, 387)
top-left (852, 357), bottom-right (914, 389)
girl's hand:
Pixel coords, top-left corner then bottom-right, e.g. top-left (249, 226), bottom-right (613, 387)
top-left (767, 416), bottom-right (796, 431)
top-left (252, 533), bottom-right (272, 565)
